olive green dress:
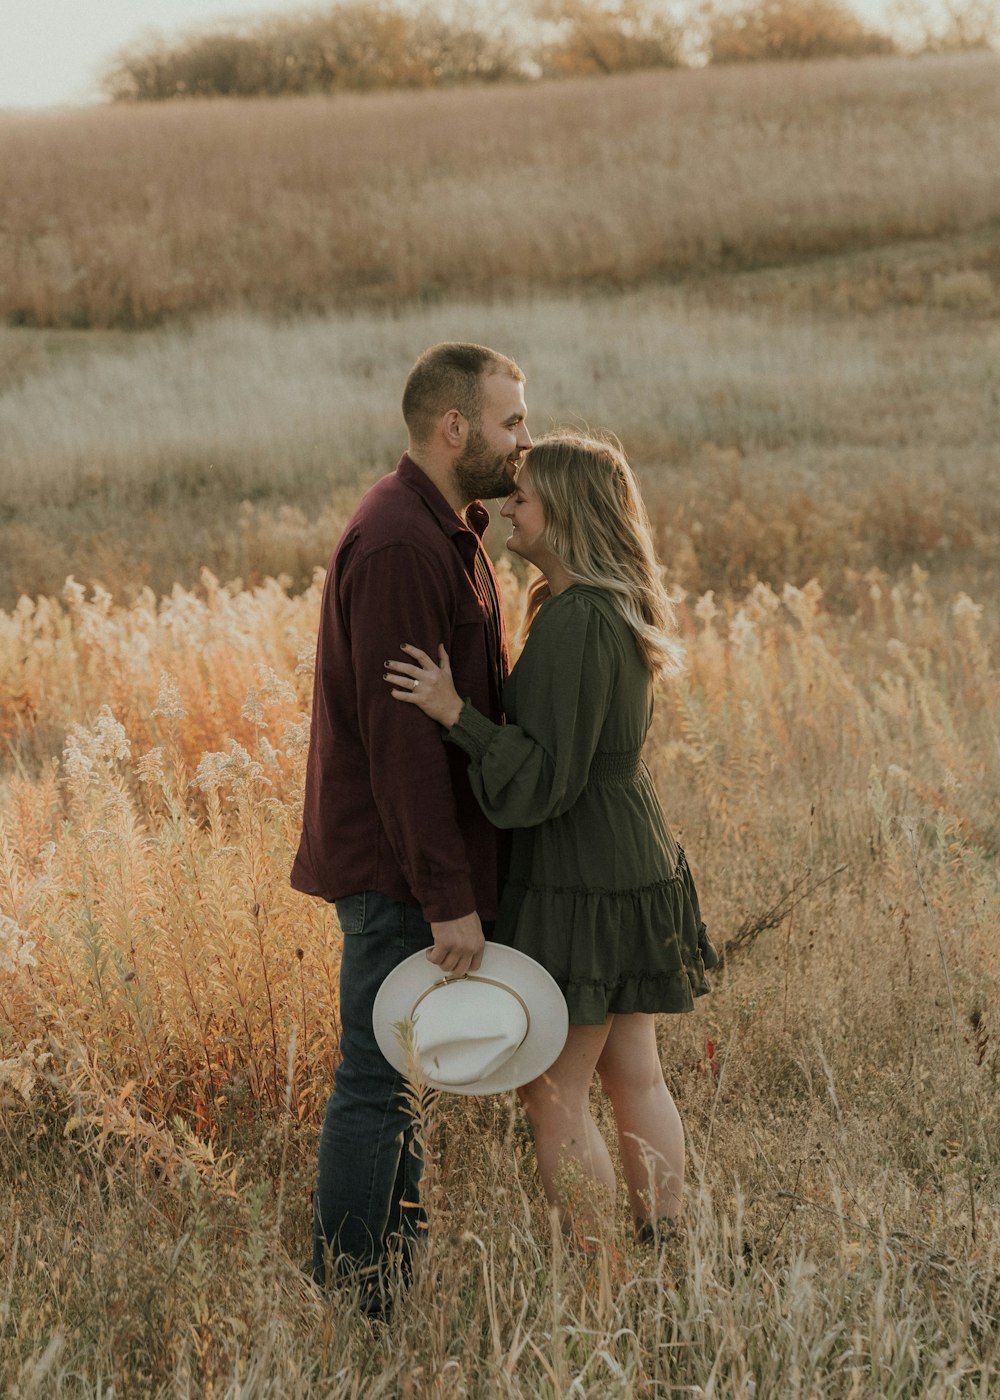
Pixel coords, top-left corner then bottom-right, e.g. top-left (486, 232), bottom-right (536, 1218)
top-left (445, 584), bottom-right (718, 1025)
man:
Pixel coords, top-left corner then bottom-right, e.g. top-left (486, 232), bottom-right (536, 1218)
top-left (291, 342), bottom-right (531, 1307)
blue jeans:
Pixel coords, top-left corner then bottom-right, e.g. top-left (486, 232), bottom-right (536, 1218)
top-left (312, 891), bottom-right (433, 1294)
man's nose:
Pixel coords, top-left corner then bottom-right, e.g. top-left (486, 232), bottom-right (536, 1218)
top-left (517, 424), bottom-right (533, 451)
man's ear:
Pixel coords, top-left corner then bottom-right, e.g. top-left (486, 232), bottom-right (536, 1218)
top-left (441, 409), bottom-right (466, 448)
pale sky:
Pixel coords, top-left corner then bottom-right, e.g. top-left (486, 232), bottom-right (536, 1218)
top-left (1, 0), bottom-right (906, 110)
top-left (0, 0), bottom-right (321, 108)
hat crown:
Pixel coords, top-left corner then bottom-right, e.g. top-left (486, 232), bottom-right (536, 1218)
top-left (373, 942), bottom-right (569, 1095)
top-left (412, 978), bottom-right (528, 1086)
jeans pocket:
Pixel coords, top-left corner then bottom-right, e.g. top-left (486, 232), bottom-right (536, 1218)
top-left (335, 892), bottom-right (367, 936)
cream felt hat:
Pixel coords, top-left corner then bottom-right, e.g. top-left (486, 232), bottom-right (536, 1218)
top-left (373, 943), bottom-right (569, 1095)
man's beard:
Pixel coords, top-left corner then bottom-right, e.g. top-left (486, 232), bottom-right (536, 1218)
top-left (452, 425), bottom-right (514, 504)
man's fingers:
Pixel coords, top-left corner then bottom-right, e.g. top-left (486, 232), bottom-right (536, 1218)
top-left (425, 947), bottom-right (471, 976)
top-left (428, 913), bottom-right (484, 980)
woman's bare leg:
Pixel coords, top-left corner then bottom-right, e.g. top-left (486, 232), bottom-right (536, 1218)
top-left (596, 1014), bottom-right (684, 1229)
top-left (518, 1021), bottom-right (616, 1240)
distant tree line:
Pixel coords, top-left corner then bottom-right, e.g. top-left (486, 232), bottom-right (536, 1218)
top-left (102, 0), bottom-right (998, 100)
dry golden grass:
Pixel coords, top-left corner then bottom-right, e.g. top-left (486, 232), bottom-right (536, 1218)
top-left (1, 562), bottom-right (998, 1393)
top-left (1, 52), bottom-right (999, 327)
top-left (2, 48), bottom-right (998, 1391)
top-left (2, 257), bottom-right (998, 609)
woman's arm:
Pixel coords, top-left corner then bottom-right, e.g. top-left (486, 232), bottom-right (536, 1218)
top-left (385, 593), bottom-right (622, 829)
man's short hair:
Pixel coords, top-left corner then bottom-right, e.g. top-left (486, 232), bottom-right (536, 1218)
top-left (402, 343), bottom-right (524, 446)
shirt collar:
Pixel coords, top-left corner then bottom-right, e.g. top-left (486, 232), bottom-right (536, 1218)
top-left (397, 453), bottom-right (491, 541)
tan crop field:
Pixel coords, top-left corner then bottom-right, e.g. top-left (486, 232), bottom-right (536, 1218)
top-left (1, 48), bottom-right (999, 1397)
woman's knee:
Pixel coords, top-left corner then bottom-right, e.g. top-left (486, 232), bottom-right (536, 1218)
top-left (598, 1065), bottom-right (647, 1103)
top-left (597, 1046), bottom-right (665, 1102)
top-left (519, 1075), bottom-right (588, 1132)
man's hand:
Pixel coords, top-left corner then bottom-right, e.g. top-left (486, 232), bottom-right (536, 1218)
top-left (427, 911), bottom-right (485, 977)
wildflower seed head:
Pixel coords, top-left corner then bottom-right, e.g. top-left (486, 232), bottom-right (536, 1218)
top-left (152, 671), bottom-right (187, 721)
top-left (295, 639), bottom-right (318, 677)
top-left (747, 581), bottom-right (781, 619)
top-left (728, 609), bottom-right (759, 655)
top-left (282, 717), bottom-right (311, 756)
top-left (259, 736), bottom-right (282, 769)
top-left (0, 914), bottom-right (38, 974)
top-left (694, 591), bottom-right (718, 625)
top-left (195, 742), bottom-right (269, 794)
top-left (257, 664), bottom-right (297, 707)
top-left (782, 579), bottom-right (823, 628)
top-left (241, 688), bottom-right (266, 725)
top-left (63, 705), bottom-right (131, 784)
top-left (137, 747), bottom-right (167, 786)
top-left (952, 593), bottom-right (983, 624)
top-left (62, 576), bottom-right (86, 610)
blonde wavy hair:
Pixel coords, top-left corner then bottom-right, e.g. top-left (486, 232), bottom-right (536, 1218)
top-left (519, 432), bottom-right (684, 677)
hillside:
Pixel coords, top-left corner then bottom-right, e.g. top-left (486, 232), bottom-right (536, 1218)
top-left (1, 52), bottom-right (998, 328)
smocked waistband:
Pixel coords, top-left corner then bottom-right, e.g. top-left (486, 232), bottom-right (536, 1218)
top-left (589, 748), bottom-right (643, 785)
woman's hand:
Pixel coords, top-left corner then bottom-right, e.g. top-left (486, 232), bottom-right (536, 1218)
top-left (384, 644), bottom-right (464, 729)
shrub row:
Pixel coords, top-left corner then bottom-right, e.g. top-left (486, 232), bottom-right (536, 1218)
top-left (104, 0), bottom-right (905, 100)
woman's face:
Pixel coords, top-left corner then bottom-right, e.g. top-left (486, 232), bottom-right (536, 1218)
top-left (500, 469), bottom-right (548, 563)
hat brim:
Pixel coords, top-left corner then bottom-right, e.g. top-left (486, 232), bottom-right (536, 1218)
top-left (373, 942), bottom-right (569, 1095)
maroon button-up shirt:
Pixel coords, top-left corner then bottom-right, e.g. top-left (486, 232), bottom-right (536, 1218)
top-left (291, 454), bottom-right (509, 922)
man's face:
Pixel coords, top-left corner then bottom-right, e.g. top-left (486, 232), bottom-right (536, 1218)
top-left (453, 372), bottom-right (532, 503)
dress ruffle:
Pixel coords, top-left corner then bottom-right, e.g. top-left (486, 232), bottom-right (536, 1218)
top-left (494, 849), bottom-right (719, 1024)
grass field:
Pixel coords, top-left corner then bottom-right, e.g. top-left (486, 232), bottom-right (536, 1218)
top-left (1, 53), bottom-right (999, 328)
top-left (1, 47), bottom-right (999, 1397)
top-left (2, 237), bottom-right (999, 608)
top-left (1, 564), bottom-right (998, 1394)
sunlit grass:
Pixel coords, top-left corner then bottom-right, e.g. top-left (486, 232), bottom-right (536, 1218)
top-left (1, 563), bottom-right (997, 1393)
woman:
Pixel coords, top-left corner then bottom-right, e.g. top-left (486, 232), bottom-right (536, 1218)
top-left (384, 432), bottom-right (717, 1246)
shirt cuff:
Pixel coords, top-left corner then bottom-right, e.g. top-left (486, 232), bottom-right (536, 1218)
top-left (417, 879), bottom-right (479, 925)
top-left (445, 698), bottom-right (501, 761)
